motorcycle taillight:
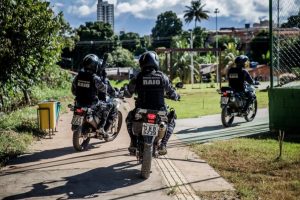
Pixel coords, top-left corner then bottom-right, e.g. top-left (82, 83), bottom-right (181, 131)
top-left (147, 113), bottom-right (156, 124)
top-left (75, 108), bottom-right (84, 114)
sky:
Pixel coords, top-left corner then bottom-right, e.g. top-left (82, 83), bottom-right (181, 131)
top-left (48, 0), bottom-right (298, 36)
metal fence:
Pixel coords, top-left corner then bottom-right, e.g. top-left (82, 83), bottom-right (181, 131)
top-left (270, 0), bottom-right (300, 88)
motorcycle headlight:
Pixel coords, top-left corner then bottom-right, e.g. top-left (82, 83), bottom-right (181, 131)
top-left (230, 97), bottom-right (236, 102)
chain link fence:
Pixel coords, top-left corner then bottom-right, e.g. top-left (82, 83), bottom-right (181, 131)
top-left (270, 0), bottom-right (300, 88)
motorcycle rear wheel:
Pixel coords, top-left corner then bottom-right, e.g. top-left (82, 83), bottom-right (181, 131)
top-left (221, 106), bottom-right (234, 127)
top-left (245, 99), bottom-right (258, 122)
top-left (73, 127), bottom-right (90, 151)
top-left (141, 144), bottom-right (152, 179)
top-left (104, 111), bottom-right (123, 142)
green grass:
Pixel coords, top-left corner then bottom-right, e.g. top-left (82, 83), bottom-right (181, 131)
top-left (166, 83), bottom-right (269, 119)
top-left (191, 138), bottom-right (300, 200)
top-left (0, 83), bottom-right (73, 165)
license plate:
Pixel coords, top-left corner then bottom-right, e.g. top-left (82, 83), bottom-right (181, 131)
top-left (71, 115), bottom-right (83, 125)
top-left (142, 123), bottom-right (159, 136)
top-left (221, 97), bottom-right (229, 104)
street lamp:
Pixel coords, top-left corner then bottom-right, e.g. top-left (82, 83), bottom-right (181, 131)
top-left (189, 29), bottom-right (194, 86)
top-left (214, 8), bottom-right (220, 84)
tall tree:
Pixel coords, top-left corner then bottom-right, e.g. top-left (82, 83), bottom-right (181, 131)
top-left (250, 30), bottom-right (269, 64)
top-left (281, 10), bottom-right (300, 28)
top-left (119, 32), bottom-right (140, 53)
top-left (0, 0), bottom-right (64, 105)
top-left (77, 21), bottom-right (114, 41)
top-left (184, 0), bottom-right (210, 28)
top-left (151, 11), bottom-right (183, 48)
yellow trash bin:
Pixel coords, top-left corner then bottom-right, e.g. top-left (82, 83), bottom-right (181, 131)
top-left (38, 101), bottom-right (57, 130)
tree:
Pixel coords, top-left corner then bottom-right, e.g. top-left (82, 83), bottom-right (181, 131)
top-left (184, 0), bottom-right (209, 28)
top-left (76, 21), bottom-right (114, 41)
top-left (109, 47), bottom-right (138, 68)
top-left (193, 27), bottom-right (208, 48)
top-left (119, 32), bottom-right (140, 53)
top-left (250, 30), bottom-right (269, 64)
top-left (151, 11), bottom-right (183, 48)
top-left (0, 0), bottom-right (64, 105)
top-left (213, 35), bottom-right (241, 51)
top-left (281, 10), bottom-right (300, 28)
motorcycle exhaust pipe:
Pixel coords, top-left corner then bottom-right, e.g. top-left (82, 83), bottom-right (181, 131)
top-left (158, 122), bottom-right (167, 139)
top-left (86, 115), bottom-right (98, 129)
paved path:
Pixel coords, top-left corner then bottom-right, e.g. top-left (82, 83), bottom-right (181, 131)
top-left (0, 102), bottom-right (270, 200)
top-left (175, 109), bottom-right (269, 143)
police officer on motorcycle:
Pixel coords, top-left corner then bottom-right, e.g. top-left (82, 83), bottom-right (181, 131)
top-left (97, 62), bottom-right (118, 132)
top-left (71, 54), bottom-right (110, 135)
top-left (123, 51), bottom-right (180, 155)
top-left (227, 55), bottom-right (256, 113)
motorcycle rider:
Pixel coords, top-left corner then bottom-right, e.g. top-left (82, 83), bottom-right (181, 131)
top-left (71, 54), bottom-right (110, 136)
top-left (97, 63), bottom-right (118, 132)
top-left (123, 51), bottom-right (180, 155)
top-left (227, 55), bottom-right (255, 113)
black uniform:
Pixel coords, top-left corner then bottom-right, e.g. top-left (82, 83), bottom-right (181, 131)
top-left (98, 72), bottom-right (118, 131)
top-left (227, 67), bottom-right (255, 110)
top-left (71, 70), bottom-right (109, 129)
top-left (124, 69), bottom-right (179, 147)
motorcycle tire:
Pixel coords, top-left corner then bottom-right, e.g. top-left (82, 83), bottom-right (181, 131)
top-left (104, 111), bottom-right (123, 142)
top-left (141, 143), bottom-right (152, 179)
top-left (245, 99), bottom-right (258, 122)
top-left (73, 128), bottom-right (90, 151)
top-left (221, 106), bottom-right (234, 127)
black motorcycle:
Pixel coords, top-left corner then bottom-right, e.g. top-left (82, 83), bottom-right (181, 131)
top-left (218, 83), bottom-right (258, 127)
top-left (131, 108), bottom-right (171, 179)
top-left (69, 96), bottom-right (123, 151)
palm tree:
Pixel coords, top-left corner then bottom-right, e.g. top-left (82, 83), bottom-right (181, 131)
top-left (184, 0), bottom-right (210, 28)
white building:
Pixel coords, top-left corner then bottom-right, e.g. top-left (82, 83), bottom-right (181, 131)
top-left (97, 0), bottom-right (114, 30)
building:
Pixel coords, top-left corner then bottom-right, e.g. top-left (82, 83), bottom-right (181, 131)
top-left (97, 0), bottom-right (114, 30)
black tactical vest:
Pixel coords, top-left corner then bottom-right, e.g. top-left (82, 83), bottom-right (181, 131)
top-left (75, 71), bottom-right (97, 106)
top-left (228, 68), bottom-right (245, 92)
top-left (135, 71), bottom-right (165, 110)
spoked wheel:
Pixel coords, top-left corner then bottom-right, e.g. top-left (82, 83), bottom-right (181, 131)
top-left (104, 111), bottom-right (123, 142)
top-left (221, 106), bottom-right (234, 127)
top-left (73, 128), bottom-right (90, 151)
top-left (245, 99), bottom-right (258, 122)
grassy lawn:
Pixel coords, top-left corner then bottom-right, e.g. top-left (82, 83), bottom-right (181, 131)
top-left (166, 83), bottom-right (269, 119)
top-left (0, 84), bottom-right (73, 165)
top-left (191, 137), bottom-right (300, 200)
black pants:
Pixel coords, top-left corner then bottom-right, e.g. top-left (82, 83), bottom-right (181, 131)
top-left (126, 109), bottom-right (176, 147)
top-left (95, 101), bottom-right (112, 129)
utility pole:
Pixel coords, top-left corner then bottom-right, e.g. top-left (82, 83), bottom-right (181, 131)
top-left (189, 29), bottom-right (194, 86)
top-left (214, 8), bottom-right (220, 84)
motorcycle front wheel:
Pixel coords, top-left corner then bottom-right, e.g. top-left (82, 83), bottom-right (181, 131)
top-left (104, 111), bottom-right (123, 142)
top-left (141, 143), bottom-right (153, 179)
top-left (221, 106), bottom-right (234, 127)
top-left (245, 99), bottom-right (258, 122)
top-left (73, 126), bottom-right (90, 151)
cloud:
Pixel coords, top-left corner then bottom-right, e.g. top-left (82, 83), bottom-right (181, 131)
top-left (67, 0), bottom-right (97, 17)
top-left (114, 0), bottom-right (272, 23)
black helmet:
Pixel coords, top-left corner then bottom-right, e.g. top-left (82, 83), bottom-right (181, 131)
top-left (139, 51), bottom-right (159, 71)
top-left (82, 54), bottom-right (102, 73)
top-left (235, 55), bottom-right (249, 68)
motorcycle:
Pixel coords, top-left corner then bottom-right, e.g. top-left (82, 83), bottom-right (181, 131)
top-left (131, 108), bottom-right (171, 179)
top-left (69, 95), bottom-right (123, 151)
top-left (218, 83), bottom-right (258, 127)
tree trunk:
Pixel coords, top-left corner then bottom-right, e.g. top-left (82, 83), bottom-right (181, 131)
top-left (22, 89), bottom-right (31, 105)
